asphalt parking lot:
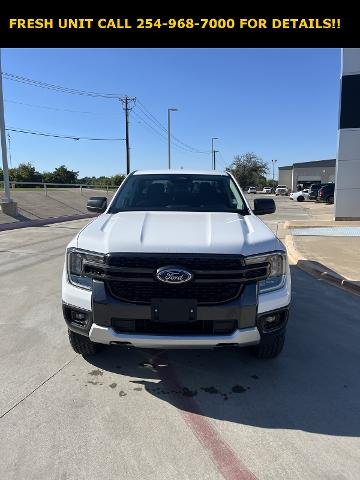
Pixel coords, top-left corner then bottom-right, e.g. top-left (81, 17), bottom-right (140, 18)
top-left (1, 196), bottom-right (359, 480)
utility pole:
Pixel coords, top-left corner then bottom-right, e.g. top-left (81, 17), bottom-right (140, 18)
top-left (125, 97), bottom-right (130, 175)
top-left (0, 49), bottom-right (17, 215)
top-left (121, 96), bottom-right (136, 175)
top-left (211, 137), bottom-right (218, 170)
top-left (272, 159), bottom-right (277, 189)
top-left (168, 107), bottom-right (178, 169)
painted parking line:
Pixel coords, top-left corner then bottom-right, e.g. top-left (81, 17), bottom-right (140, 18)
top-left (153, 352), bottom-right (257, 480)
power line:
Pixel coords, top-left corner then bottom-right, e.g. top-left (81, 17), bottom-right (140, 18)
top-left (217, 151), bottom-right (228, 171)
top-left (136, 101), bottom-right (168, 133)
top-left (3, 71), bottom-right (212, 158)
top-left (133, 109), bottom-right (203, 156)
top-left (132, 110), bottom-right (176, 145)
top-left (136, 100), bottom-right (211, 154)
top-left (136, 101), bottom-right (210, 154)
top-left (6, 126), bottom-right (125, 141)
top-left (217, 150), bottom-right (228, 171)
top-left (4, 98), bottom-right (116, 115)
top-left (2, 72), bottom-right (125, 99)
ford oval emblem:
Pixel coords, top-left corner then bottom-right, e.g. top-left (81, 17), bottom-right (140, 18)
top-left (156, 266), bottom-right (193, 284)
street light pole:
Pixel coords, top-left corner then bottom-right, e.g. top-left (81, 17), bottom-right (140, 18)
top-left (213, 150), bottom-right (219, 170)
top-left (0, 49), bottom-right (11, 203)
top-left (211, 137), bottom-right (218, 170)
top-left (272, 159), bottom-right (277, 189)
top-left (168, 108), bottom-right (178, 169)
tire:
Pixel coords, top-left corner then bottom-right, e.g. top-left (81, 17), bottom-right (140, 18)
top-left (251, 332), bottom-right (285, 359)
top-left (297, 196), bottom-right (305, 202)
top-left (68, 329), bottom-right (103, 356)
top-left (327, 195), bottom-right (334, 204)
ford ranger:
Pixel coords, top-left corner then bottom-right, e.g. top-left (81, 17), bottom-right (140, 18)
top-left (62, 170), bottom-right (291, 358)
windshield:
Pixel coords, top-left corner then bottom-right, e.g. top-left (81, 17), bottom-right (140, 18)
top-left (109, 174), bottom-right (248, 214)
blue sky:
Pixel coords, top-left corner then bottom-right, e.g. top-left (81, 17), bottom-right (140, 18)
top-left (2, 48), bottom-right (341, 178)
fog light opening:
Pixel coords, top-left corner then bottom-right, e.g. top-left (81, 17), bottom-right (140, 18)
top-left (72, 312), bottom-right (86, 321)
top-left (69, 309), bottom-right (90, 328)
top-left (260, 312), bottom-right (285, 332)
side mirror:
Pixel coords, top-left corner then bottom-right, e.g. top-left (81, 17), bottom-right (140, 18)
top-left (87, 196), bottom-right (107, 213)
top-left (253, 198), bottom-right (276, 215)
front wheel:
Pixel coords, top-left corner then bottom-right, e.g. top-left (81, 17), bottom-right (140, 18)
top-left (250, 332), bottom-right (285, 359)
top-left (68, 329), bottom-right (103, 356)
top-left (297, 196), bottom-right (305, 202)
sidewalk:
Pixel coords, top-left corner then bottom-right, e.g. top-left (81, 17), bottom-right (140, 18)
top-left (284, 219), bottom-right (360, 295)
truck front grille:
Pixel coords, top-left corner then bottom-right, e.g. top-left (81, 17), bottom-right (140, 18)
top-left (107, 255), bottom-right (242, 270)
top-left (83, 253), bottom-right (269, 305)
top-left (108, 280), bottom-right (242, 305)
top-left (112, 318), bottom-right (238, 336)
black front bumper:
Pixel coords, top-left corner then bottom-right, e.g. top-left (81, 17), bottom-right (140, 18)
top-left (63, 279), bottom-right (289, 339)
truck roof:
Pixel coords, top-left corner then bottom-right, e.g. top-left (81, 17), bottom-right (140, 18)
top-left (133, 169), bottom-right (228, 176)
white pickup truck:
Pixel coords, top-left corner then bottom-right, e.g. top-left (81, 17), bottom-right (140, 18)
top-left (62, 170), bottom-right (291, 359)
top-left (275, 185), bottom-right (289, 196)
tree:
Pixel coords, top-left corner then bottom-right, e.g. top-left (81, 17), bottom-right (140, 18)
top-left (257, 175), bottom-right (268, 189)
top-left (43, 165), bottom-right (78, 184)
top-left (111, 174), bottom-right (125, 186)
top-left (9, 162), bottom-right (42, 183)
top-left (227, 152), bottom-right (269, 188)
top-left (96, 176), bottom-right (112, 186)
top-left (266, 179), bottom-right (278, 188)
top-left (77, 176), bottom-right (93, 185)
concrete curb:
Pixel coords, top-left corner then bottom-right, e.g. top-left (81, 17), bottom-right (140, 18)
top-left (284, 220), bottom-right (360, 229)
top-left (284, 234), bottom-right (360, 296)
top-left (0, 213), bottom-right (96, 232)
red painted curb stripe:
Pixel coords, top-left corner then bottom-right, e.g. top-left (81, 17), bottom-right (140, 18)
top-left (0, 214), bottom-right (96, 232)
top-left (155, 354), bottom-right (257, 480)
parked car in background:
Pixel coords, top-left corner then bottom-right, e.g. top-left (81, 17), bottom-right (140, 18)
top-left (289, 189), bottom-right (309, 202)
top-left (247, 186), bottom-right (257, 194)
top-left (275, 185), bottom-right (288, 196)
top-left (262, 187), bottom-right (272, 193)
top-left (308, 183), bottom-right (323, 200)
top-left (317, 183), bottom-right (335, 204)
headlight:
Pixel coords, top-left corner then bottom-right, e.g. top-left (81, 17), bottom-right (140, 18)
top-left (67, 248), bottom-right (105, 290)
top-left (245, 252), bottom-right (287, 293)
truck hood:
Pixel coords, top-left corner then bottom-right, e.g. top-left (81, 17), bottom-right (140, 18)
top-left (76, 211), bottom-right (282, 256)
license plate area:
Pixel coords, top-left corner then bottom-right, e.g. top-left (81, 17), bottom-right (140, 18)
top-left (151, 298), bottom-right (197, 323)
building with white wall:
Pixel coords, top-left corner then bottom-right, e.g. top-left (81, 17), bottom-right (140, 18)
top-left (278, 159), bottom-right (336, 192)
top-left (335, 48), bottom-right (360, 220)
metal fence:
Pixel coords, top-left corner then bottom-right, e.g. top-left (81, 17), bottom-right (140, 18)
top-left (0, 181), bottom-right (120, 196)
